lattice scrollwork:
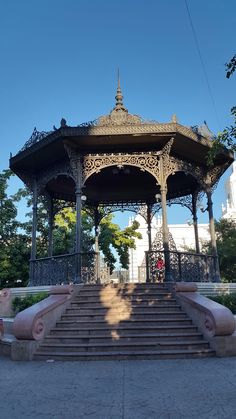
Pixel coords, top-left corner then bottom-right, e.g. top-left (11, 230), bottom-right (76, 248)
top-left (162, 138), bottom-right (174, 160)
top-left (140, 226), bottom-right (178, 282)
top-left (29, 252), bottom-right (97, 286)
top-left (84, 202), bottom-right (149, 224)
top-left (138, 205), bottom-right (150, 223)
top-left (166, 156), bottom-right (205, 187)
top-left (82, 152), bottom-right (160, 185)
top-left (203, 162), bottom-right (230, 190)
top-left (145, 250), bottom-right (217, 282)
top-left (19, 127), bottom-right (53, 153)
top-left (159, 138), bottom-right (174, 183)
top-left (151, 227), bottom-right (177, 253)
top-left (97, 108), bottom-right (143, 126)
top-left (151, 202), bottom-right (162, 217)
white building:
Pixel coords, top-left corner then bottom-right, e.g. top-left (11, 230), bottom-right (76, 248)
top-left (129, 162), bottom-right (236, 281)
top-left (222, 161), bottom-right (236, 221)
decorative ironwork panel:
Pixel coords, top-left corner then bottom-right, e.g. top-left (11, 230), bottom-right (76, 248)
top-left (81, 252), bottom-right (97, 284)
top-left (29, 252), bottom-right (97, 286)
top-left (19, 127), bottom-right (53, 153)
top-left (151, 227), bottom-right (178, 253)
top-left (100, 266), bottom-right (111, 283)
top-left (203, 163), bottom-right (230, 190)
top-left (95, 202), bottom-right (149, 222)
top-left (82, 152), bottom-right (161, 185)
top-left (166, 156), bottom-right (205, 187)
top-left (145, 250), bottom-right (217, 283)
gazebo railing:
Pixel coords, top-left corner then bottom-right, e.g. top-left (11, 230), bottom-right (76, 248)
top-left (29, 252), bottom-right (98, 286)
top-left (145, 250), bottom-right (218, 283)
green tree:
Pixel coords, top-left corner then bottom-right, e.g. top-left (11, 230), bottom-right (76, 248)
top-left (226, 54), bottom-right (236, 79)
top-left (208, 54), bottom-right (236, 164)
top-left (99, 215), bottom-right (141, 272)
top-left (210, 219), bottom-right (236, 282)
top-left (0, 170), bottom-right (30, 287)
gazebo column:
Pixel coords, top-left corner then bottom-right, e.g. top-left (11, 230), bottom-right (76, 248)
top-left (192, 190), bottom-right (200, 254)
top-left (147, 204), bottom-right (152, 252)
top-left (75, 186), bottom-right (82, 283)
top-left (47, 195), bottom-right (54, 257)
top-left (94, 206), bottom-right (101, 284)
top-left (206, 187), bottom-right (220, 282)
top-left (74, 157), bottom-right (83, 283)
top-left (160, 184), bottom-right (172, 282)
top-left (30, 180), bottom-right (38, 282)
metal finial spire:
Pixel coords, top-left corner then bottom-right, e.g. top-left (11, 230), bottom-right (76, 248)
top-left (115, 68), bottom-right (124, 108)
top-left (171, 114), bottom-right (178, 123)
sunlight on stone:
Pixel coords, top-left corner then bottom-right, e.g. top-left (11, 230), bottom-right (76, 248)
top-left (111, 330), bottom-right (120, 341)
top-left (99, 284), bottom-right (132, 325)
top-left (125, 284), bottom-right (136, 295)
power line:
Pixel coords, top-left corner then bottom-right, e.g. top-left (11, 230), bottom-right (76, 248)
top-left (184, 0), bottom-right (222, 130)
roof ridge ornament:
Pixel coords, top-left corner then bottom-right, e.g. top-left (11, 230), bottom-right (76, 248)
top-left (96, 72), bottom-right (143, 126)
top-left (171, 114), bottom-right (178, 123)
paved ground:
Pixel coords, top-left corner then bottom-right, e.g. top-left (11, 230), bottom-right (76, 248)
top-left (1, 356), bottom-right (236, 419)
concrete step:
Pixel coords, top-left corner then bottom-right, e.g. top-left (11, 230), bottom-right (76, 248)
top-left (34, 348), bottom-right (215, 361)
top-left (67, 305), bottom-right (182, 314)
top-left (38, 340), bottom-right (210, 353)
top-left (44, 332), bottom-right (204, 344)
top-left (77, 290), bottom-right (171, 297)
top-left (81, 284), bottom-right (168, 290)
top-left (75, 292), bottom-right (172, 300)
top-left (56, 318), bottom-right (193, 328)
top-left (73, 298), bottom-right (178, 306)
top-left (50, 324), bottom-right (199, 336)
top-left (60, 312), bottom-right (188, 321)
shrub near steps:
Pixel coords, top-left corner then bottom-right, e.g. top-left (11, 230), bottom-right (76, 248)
top-left (34, 283), bottom-right (215, 360)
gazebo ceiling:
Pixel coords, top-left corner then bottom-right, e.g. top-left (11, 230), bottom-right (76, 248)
top-left (43, 166), bottom-right (199, 204)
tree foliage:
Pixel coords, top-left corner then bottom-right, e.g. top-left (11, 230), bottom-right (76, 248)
top-left (99, 216), bottom-right (141, 272)
top-left (215, 219), bottom-right (236, 282)
top-left (0, 170), bottom-right (30, 288)
top-left (206, 219), bottom-right (236, 282)
top-left (207, 54), bottom-right (236, 165)
top-left (226, 54), bottom-right (236, 79)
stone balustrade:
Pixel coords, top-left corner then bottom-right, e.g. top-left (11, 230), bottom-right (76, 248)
top-left (11, 285), bottom-right (81, 360)
top-left (175, 282), bottom-right (236, 356)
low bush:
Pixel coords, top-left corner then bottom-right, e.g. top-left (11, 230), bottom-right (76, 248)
top-left (208, 293), bottom-right (236, 314)
top-left (12, 292), bottom-right (48, 314)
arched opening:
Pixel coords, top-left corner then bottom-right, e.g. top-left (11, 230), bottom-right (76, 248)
top-left (84, 165), bottom-right (159, 205)
top-left (44, 174), bottom-right (76, 202)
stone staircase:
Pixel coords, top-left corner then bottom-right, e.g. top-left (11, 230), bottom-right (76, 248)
top-left (34, 283), bottom-right (215, 360)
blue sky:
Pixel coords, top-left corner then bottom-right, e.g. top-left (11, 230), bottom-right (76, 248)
top-left (0, 0), bottom-right (235, 226)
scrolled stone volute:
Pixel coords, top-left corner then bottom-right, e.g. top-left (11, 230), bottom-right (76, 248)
top-left (13, 285), bottom-right (74, 341)
top-left (0, 288), bottom-right (11, 301)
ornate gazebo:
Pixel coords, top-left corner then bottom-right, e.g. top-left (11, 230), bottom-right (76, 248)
top-left (9, 80), bottom-right (233, 284)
